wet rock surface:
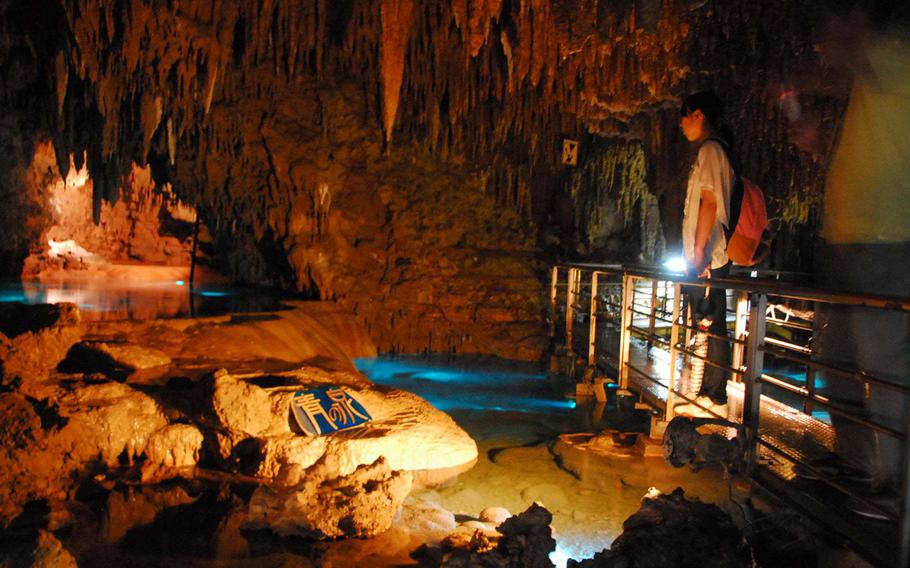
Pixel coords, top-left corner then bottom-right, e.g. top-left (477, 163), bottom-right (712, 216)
top-left (247, 456), bottom-right (414, 539)
top-left (0, 301), bottom-right (481, 566)
top-left (0, 381), bottom-right (169, 522)
top-left (0, 303), bottom-right (83, 385)
top-left (569, 488), bottom-right (753, 568)
top-left (417, 502), bottom-right (556, 568)
top-left (0, 529), bottom-right (79, 568)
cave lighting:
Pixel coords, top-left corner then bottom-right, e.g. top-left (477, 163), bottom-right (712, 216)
top-left (662, 256), bottom-right (687, 273)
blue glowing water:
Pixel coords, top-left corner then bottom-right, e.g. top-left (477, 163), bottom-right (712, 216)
top-left (356, 355), bottom-right (576, 414)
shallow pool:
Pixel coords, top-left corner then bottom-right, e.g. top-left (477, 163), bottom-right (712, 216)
top-left (356, 355), bottom-right (733, 565)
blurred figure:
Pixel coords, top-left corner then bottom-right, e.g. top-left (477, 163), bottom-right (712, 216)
top-left (806, 2), bottom-right (910, 520)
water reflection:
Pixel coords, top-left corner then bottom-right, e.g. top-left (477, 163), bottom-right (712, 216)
top-left (0, 280), bottom-right (286, 320)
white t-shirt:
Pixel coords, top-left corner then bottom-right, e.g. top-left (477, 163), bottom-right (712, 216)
top-left (682, 140), bottom-right (734, 269)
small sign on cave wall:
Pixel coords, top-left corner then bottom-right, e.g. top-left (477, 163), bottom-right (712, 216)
top-left (291, 385), bottom-right (372, 436)
top-left (562, 138), bottom-right (579, 165)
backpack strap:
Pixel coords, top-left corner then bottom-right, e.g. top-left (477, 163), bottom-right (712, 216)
top-left (701, 137), bottom-right (744, 242)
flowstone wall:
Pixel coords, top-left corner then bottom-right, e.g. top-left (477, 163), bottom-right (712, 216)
top-left (0, 0), bottom-right (851, 357)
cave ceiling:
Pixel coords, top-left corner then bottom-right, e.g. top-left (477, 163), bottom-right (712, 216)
top-left (0, 0), bottom-right (850, 354)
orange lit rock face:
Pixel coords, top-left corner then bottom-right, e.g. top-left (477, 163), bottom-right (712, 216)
top-left (0, 302), bottom-right (476, 536)
top-left (21, 142), bottom-right (199, 283)
top-left (3, 1), bottom-right (851, 354)
top-left (380, 0), bottom-right (414, 141)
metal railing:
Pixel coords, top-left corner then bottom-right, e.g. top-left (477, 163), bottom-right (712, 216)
top-left (548, 262), bottom-right (910, 568)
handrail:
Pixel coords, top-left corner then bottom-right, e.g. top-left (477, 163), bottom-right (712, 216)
top-left (548, 261), bottom-right (910, 566)
top-left (559, 262), bottom-right (910, 312)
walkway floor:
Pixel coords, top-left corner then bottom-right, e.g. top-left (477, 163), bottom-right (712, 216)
top-left (616, 336), bottom-right (897, 568)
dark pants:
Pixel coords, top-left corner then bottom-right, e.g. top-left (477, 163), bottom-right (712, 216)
top-left (815, 241), bottom-right (910, 490)
top-left (685, 262), bottom-right (731, 405)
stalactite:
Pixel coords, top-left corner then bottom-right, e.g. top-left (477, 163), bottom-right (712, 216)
top-left (32, 0), bottom-right (843, 276)
top-left (380, 0), bottom-right (414, 142)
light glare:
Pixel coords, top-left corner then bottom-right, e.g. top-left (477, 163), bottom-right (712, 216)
top-left (663, 256), bottom-right (687, 273)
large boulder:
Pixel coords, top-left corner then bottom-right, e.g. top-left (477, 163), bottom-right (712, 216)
top-left (0, 530), bottom-right (78, 568)
top-left (246, 456), bottom-right (413, 539)
top-left (568, 488), bottom-right (752, 568)
top-left (60, 340), bottom-right (171, 383)
top-left (209, 367), bottom-right (478, 480)
top-left (0, 303), bottom-right (83, 385)
top-left (0, 382), bottom-right (202, 524)
top-left (140, 424), bottom-right (204, 483)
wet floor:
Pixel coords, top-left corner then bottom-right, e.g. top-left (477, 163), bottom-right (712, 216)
top-left (357, 355), bottom-right (740, 565)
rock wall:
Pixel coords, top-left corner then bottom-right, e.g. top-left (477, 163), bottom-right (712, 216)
top-left (0, 0), bottom-right (854, 356)
top-left (20, 142), bottom-right (200, 281)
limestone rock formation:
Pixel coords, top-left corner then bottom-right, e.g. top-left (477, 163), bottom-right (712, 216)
top-left (20, 145), bottom-right (199, 283)
top-left (0, 381), bottom-right (195, 524)
top-left (90, 301), bottom-right (378, 373)
top-left (568, 488), bottom-right (752, 568)
top-left (429, 503), bottom-right (556, 568)
top-left (246, 456), bottom-right (413, 539)
top-left (0, 530), bottom-right (79, 568)
top-left (208, 367), bottom-right (478, 479)
top-left (140, 424), bottom-right (204, 483)
top-left (0, 303), bottom-right (83, 385)
top-left (0, 0), bottom-right (854, 361)
top-left (61, 340), bottom-right (172, 383)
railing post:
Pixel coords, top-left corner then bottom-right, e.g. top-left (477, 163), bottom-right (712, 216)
top-left (588, 271), bottom-right (599, 366)
top-left (647, 280), bottom-right (659, 350)
top-left (683, 298), bottom-right (693, 366)
top-left (618, 273), bottom-right (634, 389)
top-left (732, 291), bottom-right (749, 378)
top-left (665, 282), bottom-right (683, 421)
top-left (549, 266), bottom-right (559, 339)
top-left (742, 292), bottom-right (767, 472)
top-left (804, 367), bottom-right (817, 415)
top-left (566, 268), bottom-right (579, 353)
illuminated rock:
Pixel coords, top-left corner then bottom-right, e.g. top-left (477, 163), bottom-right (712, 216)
top-left (0, 382), bottom-right (194, 524)
top-left (479, 506), bottom-right (512, 525)
top-left (246, 456), bottom-right (413, 539)
top-left (209, 367), bottom-right (478, 479)
top-left (61, 340), bottom-right (172, 382)
top-left (93, 343), bottom-right (171, 373)
top-left (432, 503), bottom-right (556, 568)
top-left (140, 424), bottom-right (204, 483)
top-left (0, 303), bottom-right (83, 385)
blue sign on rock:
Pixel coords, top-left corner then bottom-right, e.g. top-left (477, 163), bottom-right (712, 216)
top-left (291, 385), bottom-right (372, 436)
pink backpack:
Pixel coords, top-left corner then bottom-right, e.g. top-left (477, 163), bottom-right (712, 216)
top-left (726, 176), bottom-right (770, 266)
top-left (709, 138), bottom-right (771, 267)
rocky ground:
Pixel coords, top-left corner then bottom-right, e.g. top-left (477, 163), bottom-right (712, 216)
top-left (0, 301), bottom-right (480, 565)
top-left (0, 301), bottom-right (835, 568)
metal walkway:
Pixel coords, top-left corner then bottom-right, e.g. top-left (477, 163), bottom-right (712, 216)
top-left (549, 263), bottom-right (910, 567)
